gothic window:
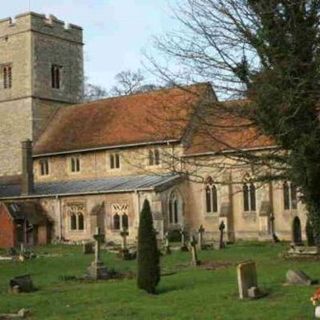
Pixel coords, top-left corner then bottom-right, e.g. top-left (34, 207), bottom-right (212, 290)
top-left (51, 64), bottom-right (62, 89)
top-left (39, 159), bottom-right (49, 176)
top-left (205, 178), bottom-right (218, 214)
top-left (169, 192), bottom-right (181, 224)
top-left (110, 153), bottom-right (120, 169)
top-left (70, 214), bottom-right (77, 230)
top-left (283, 181), bottom-right (297, 210)
top-left (122, 214), bottom-right (129, 229)
top-left (243, 183), bottom-right (256, 212)
top-left (148, 149), bottom-right (161, 166)
top-left (2, 64), bottom-right (12, 89)
top-left (113, 214), bottom-right (120, 230)
top-left (70, 157), bottom-right (80, 173)
top-left (67, 203), bottom-right (86, 231)
top-left (78, 214), bottom-right (84, 230)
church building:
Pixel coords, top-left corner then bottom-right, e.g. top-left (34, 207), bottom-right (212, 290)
top-left (0, 12), bottom-right (308, 248)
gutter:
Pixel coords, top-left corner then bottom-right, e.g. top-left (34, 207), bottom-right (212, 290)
top-left (182, 145), bottom-right (279, 158)
top-left (33, 139), bottom-right (181, 158)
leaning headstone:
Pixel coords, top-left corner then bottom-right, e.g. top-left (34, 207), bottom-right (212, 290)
top-left (9, 275), bottom-right (35, 293)
top-left (180, 227), bottom-right (189, 251)
top-left (83, 242), bottom-right (94, 254)
top-left (219, 221), bottom-right (226, 249)
top-left (86, 227), bottom-right (109, 280)
top-left (286, 269), bottom-right (317, 286)
top-left (164, 232), bottom-right (171, 255)
top-left (198, 225), bottom-right (205, 250)
top-left (190, 235), bottom-right (200, 266)
top-left (237, 261), bottom-right (262, 299)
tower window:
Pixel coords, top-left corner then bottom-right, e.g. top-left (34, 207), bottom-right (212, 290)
top-left (2, 64), bottom-right (12, 89)
top-left (51, 64), bottom-right (62, 89)
top-left (39, 159), bottom-right (49, 176)
top-left (110, 153), bottom-right (120, 169)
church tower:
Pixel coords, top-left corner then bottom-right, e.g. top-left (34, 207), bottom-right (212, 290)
top-left (0, 12), bottom-right (83, 176)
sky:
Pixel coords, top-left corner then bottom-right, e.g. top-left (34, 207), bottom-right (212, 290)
top-left (3, 0), bottom-right (178, 89)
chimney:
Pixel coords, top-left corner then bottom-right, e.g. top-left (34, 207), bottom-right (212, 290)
top-left (21, 139), bottom-right (34, 195)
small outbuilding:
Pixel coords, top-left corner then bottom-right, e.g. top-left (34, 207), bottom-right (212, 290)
top-left (0, 201), bottom-right (51, 249)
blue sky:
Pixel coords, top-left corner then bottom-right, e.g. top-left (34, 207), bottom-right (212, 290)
top-left (3, 0), bottom-right (177, 89)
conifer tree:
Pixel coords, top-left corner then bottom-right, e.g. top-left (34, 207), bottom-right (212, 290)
top-left (137, 199), bottom-right (160, 294)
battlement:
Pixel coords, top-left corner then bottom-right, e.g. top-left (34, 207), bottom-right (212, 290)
top-left (0, 12), bottom-right (82, 43)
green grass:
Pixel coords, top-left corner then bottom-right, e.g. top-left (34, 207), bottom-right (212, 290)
top-left (0, 242), bottom-right (318, 319)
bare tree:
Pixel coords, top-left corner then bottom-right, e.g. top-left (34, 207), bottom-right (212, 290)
top-left (83, 79), bottom-right (108, 102)
top-left (148, 0), bottom-right (320, 239)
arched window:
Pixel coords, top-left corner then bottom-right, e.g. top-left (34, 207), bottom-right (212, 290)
top-left (205, 180), bottom-right (218, 214)
top-left (168, 192), bottom-right (181, 224)
top-left (283, 181), bottom-right (297, 210)
top-left (243, 183), bottom-right (256, 212)
top-left (122, 214), bottom-right (129, 229)
top-left (78, 214), bottom-right (84, 230)
top-left (71, 214), bottom-right (77, 230)
top-left (113, 214), bottom-right (120, 230)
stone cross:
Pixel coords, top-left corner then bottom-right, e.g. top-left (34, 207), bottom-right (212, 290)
top-left (120, 227), bottom-right (129, 250)
top-left (93, 227), bottom-right (105, 263)
top-left (190, 235), bottom-right (200, 266)
top-left (219, 221), bottom-right (226, 249)
top-left (198, 225), bottom-right (205, 250)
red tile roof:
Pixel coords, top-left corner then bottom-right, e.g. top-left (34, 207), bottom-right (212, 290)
top-left (34, 84), bottom-right (213, 155)
top-left (183, 100), bottom-right (275, 156)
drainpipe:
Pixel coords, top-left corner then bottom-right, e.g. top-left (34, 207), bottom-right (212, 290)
top-left (55, 195), bottom-right (62, 240)
top-left (21, 140), bottom-right (34, 195)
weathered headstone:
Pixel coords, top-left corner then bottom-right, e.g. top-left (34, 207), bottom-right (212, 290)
top-left (180, 227), bottom-right (189, 251)
top-left (237, 261), bottom-right (262, 299)
top-left (286, 269), bottom-right (317, 286)
top-left (9, 275), bottom-right (35, 293)
top-left (0, 308), bottom-right (30, 319)
top-left (86, 227), bottom-right (109, 280)
top-left (190, 235), bottom-right (200, 266)
top-left (164, 232), bottom-right (171, 255)
top-left (219, 221), bottom-right (226, 249)
top-left (198, 225), bottom-right (205, 250)
top-left (83, 242), bottom-right (94, 254)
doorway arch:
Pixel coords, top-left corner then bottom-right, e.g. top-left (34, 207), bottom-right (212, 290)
top-left (292, 216), bottom-right (302, 245)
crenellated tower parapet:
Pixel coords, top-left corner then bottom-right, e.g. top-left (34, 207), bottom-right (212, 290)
top-left (0, 12), bottom-right (83, 43)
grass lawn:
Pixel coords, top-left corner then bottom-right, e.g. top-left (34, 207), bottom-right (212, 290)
top-left (0, 242), bottom-right (318, 320)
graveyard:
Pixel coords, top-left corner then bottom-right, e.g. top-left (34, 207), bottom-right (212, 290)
top-left (0, 240), bottom-right (319, 320)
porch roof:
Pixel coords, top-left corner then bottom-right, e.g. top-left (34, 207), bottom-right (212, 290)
top-left (0, 174), bottom-right (182, 199)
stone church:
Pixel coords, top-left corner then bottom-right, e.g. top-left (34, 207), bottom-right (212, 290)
top-left (0, 12), bottom-right (308, 248)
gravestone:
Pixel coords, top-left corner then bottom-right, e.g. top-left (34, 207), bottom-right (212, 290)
top-left (9, 275), bottom-right (35, 293)
top-left (286, 269), bottom-right (317, 286)
top-left (237, 261), bottom-right (262, 299)
top-left (164, 232), bottom-right (171, 255)
top-left (83, 242), bottom-right (94, 254)
top-left (180, 227), bottom-right (189, 251)
top-left (219, 221), bottom-right (226, 249)
top-left (190, 235), bottom-right (200, 266)
top-left (86, 227), bottom-right (109, 280)
top-left (198, 225), bottom-right (205, 250)
top-left (0, 308), bottom-right (30, 319)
